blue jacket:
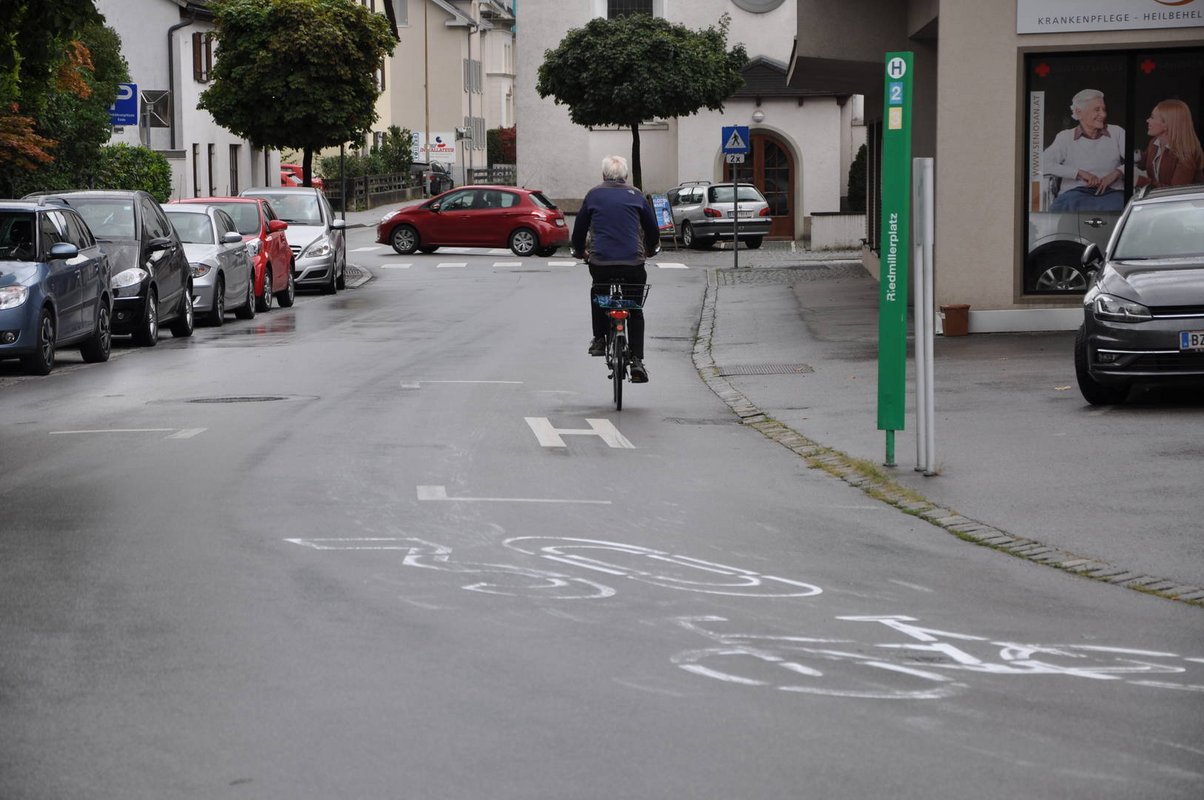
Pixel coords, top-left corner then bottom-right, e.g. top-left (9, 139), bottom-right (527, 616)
top-left (571, 179), bottom-right (660, 266)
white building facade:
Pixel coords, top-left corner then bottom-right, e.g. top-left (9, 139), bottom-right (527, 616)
top-left (97, 0), bottom-right (280, 199)
top-left (516, 0), bottom-right (864, 240)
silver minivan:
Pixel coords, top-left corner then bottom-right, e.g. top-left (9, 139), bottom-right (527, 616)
top-left (240, 187), bottom-right (346, 294)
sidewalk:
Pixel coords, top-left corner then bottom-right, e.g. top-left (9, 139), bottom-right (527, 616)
top-left (697, 260), bottom-right (1204, 606)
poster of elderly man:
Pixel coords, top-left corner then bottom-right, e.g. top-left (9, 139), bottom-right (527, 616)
top-left (1041, 88), bottom-right (1127, 212)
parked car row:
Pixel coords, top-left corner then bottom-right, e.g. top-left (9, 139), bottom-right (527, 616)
top-left (0, 186), bottom-right (347, 376)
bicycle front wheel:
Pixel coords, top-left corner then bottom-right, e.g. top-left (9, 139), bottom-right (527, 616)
top-left (612, 334), bottom-right (626, 411)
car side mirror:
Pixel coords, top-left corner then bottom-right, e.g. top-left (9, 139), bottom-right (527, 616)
top-left (429, 202), bottom-right (441, 212)
top-left (268, 219), bottom-right (288, 232)
top-left (222, 231), bottom-right (243, 244)
top-left (1081, 243), bottom-right (1103, 271)
top-left (331, 219), bottom-right (346, 230)
top-left (148, 236), bottom-right (173, 252)
top-left (48, 242), bottom-right (79, 260)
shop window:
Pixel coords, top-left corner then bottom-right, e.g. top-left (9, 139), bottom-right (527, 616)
top-left (1022, 47), bottom-right (1204, 296)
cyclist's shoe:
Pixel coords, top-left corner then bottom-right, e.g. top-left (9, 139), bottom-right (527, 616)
top-left (629, 357), bottom-right (649, 383)
top-left (588, 336), bottom-right (606, 356)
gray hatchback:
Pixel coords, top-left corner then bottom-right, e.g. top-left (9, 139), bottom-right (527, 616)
top-left (666, 181), bottom-right (772, 250)
top-left (1075, 184), bottom-right (1204, 404)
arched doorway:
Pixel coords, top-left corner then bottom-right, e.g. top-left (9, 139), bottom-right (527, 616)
top-left (724, 131), bottom-right (795, 240)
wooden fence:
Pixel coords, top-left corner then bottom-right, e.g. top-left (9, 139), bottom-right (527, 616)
top-left (468, 164), bottom-right (517, 186)
top-left (324, 173), bottom-right (421, 211)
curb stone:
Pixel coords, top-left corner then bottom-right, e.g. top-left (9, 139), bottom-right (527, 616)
top-left (693, 266), bottom-right (1203, 608)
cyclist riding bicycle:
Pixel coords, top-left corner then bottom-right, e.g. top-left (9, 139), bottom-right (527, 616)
top-left (571, 155), bottom-right (660, 383)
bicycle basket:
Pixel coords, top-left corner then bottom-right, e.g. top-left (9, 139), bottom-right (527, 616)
top-left (592, 283), bottom-right (651, 310)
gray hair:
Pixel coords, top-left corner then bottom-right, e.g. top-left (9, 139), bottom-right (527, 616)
top-left (1070, 89), bottom-right (1104, 119)
top-left (601, 155), bottom-right (629, 182)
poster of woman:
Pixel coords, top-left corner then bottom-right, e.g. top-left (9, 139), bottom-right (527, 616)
top-left (1136, 98), bottom-right (1204, 188)
top-left (1041, 88), bottom-right (1126, 212)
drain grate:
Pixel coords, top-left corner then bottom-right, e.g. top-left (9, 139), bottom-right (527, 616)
top-left (716, 364), bottom-right (814, 376)
top-left (664, 417), bottom-right (741, 425)
top-left (187, 396), bottom-right (290, 404)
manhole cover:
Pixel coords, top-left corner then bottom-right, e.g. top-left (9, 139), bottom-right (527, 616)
top-left (187, 396), bottom-right (290, 404)
top-left (716, 364), bottom-right (814, 376)
top-left (664, 417), bottom-right (740, 425)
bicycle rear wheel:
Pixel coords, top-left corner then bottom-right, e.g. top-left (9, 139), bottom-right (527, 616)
top-left (612, 333), bottom-right (625, 411)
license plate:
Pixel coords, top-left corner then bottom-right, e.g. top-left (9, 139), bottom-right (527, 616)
top-left (733, 210), bottom-right (756, 218)
top-left (1180, 330), bottom-right (1204, 350)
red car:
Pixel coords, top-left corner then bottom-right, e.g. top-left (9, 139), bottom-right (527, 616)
top-left (173, 197), bottom-right (296, 310)
top-left (377, 185), bottom-right (570, 257)
top-left (280, 163), bottom-right (324, 190)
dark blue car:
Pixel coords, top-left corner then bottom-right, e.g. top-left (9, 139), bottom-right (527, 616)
top-left (0, 200), bottom-right (113, 374)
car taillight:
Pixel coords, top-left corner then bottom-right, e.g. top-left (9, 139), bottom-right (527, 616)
top-left (759, 207), bottom-right (771, 217)
top-left (703, 207), bottom-right (722, 218)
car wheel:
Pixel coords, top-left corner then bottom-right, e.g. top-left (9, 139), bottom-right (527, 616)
top-left (391, 224), bottom-right (419, 255)
top-left (276, 268), bottom-right (296, 308)
top-left (80, 302), bottom-right (111, 363)
top-left (1027, 249), bottom-right (1089, 294)
top-left (205, 277), bottom-right (225, 326)
top-left (335, 255), bottom-right (346, 290)
top-left (537, 246), bottom-right (559, 257)
top-left (236, 273), bottom-right (257, 320)
top-left (419, 245), bottom-right (439, 254)
top-left (20, 308), bottom-right (55, 375)
top-left (681, 221), bottom-right (696, 249)
top-left (322, 261), bottom-right (338, 295)
top-left (256, 268), bottom-right (273, 312)
top-left (133, 288), bottom-right (159, 347)
top-left (170, 286), bottom-right (194, 338)
top-left (745, 236), bottom-right (764, 249)
top-left (509, 227), bottom-right (538, 257)
top-left (1074, 326), bottom-right (1128, 405)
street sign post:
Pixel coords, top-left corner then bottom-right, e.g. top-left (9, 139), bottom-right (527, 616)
top-left (877, 52), bottom-right (913, 466)
top-left (721, 126), bottom-right (751, 269)
top-left (109, 83), bottom-right (137, 127)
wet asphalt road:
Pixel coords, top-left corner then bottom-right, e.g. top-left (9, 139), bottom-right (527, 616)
top-left (0, 227), bottom-right (1201, 799)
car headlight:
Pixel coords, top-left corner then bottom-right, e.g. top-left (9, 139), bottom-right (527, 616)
top-left (302, 236), bottom-right (332, 259)
top-left (246, 238), bottom-right (261, 257)
top-left (189, 263), bottom-right (212, 279)
top-left (112, 268), bottom-right (150, 289)
top-left (380, 210), bottom-right (399, 224)
top-left (1093, 294), bottom-right (1151, 322)
top-left (0, 285), bottom-right (30, 310)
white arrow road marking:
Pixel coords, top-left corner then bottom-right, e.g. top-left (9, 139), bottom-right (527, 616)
top-left (418, 485), bottom-right (611, 505)
top-left (525, 417), bottom-right (635, 449)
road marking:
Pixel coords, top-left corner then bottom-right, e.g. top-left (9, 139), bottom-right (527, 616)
top-left (401, 379), bottom-right (523, 389)
top-left (493, 261), bottom-right (523, 267)
top-left (49, 428), bottom-right (205, 439)
top-left (525, 417), bottom-right (635, 449)
top-left (439, 247), bottom-right (510, 256)
top-left (417, 485), bottom-right (611, 505)
top-left (380, 263), bottom-right (412, 269)
top-left (436, 262), bottom-right (467, 269)
top-left (657, 262), bottom-right (688, 269)
top-left (351, 246), bottom-right (382, 252)
top-left (548, 261), bottom-right (577, 267)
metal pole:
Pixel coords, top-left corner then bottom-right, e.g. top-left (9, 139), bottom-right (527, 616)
top-left (733, 182), bottom-right (740, 270)
top-left (921, 158), bottom-right (937, 476)
top-left (340, 144), bottom-right (346, 220)
top-left (913, 158), bottom-right (927, 473)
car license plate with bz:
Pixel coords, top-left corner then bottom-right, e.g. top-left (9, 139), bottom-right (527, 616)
top-left (1180, 330), bottom-right (1204, 350)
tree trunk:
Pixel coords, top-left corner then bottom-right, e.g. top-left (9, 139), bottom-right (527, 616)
top-left (629, 122), bottom-right (642, 190)
top-left (302, 147), bottom-right (314, 187)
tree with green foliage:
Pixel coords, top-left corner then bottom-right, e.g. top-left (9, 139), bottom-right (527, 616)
top-left (199, 0), bottom-right (396, 187)
top-left (537, 14), bottom-right (746, 189)
top-left (93, 143), bottom-right (173, 203)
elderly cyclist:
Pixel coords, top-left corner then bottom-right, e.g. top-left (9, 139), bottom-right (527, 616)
top-left (571, 155), bottom-right (660, 383)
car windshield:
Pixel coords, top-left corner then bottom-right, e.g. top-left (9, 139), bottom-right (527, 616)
top-left (1113, 199), bottom-right (1204, 260)
top-left (69, 198), bottom-right (136, 239)
top-left (208, 202), bottom-right (260, 235)
top-left (0, 212), bottom-right (37, 261)
top-left (257, 193), bottom-right (322, 225)
top-left (710, 185), bottom-right (764, 203)
top-left (165, 211), bottom-right (214, 244)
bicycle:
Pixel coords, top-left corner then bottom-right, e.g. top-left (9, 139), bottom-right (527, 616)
top-left (592, 282), bottom-right (650, 411)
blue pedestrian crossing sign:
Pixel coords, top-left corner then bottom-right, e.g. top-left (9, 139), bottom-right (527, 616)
top-left (722, 125), bottom-right (750, 154)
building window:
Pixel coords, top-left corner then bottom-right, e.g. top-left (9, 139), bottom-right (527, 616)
top-left (192, 143), bottom-right (200, 198)
top-left (375, 58), bottom-right (386, 91)
top-left (229, 144), bottom-right (241, 194)
top-left (608, 0), bottom-right (653, 18)
top-left (207, 143), bottom-right (216, 196)
top-left (192, 31), bottom-right (214, 83)
top-left (394, 0), bottom-right (408, 26)
top-left (463, 58), bottom-right (482, 93)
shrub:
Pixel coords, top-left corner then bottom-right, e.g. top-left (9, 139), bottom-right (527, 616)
top-left (847, 143), bottom-right (866, 214)
top-left (93, 143), bottom-right (172, 202)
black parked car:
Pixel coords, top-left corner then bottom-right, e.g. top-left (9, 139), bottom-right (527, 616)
top-left (1075, 184), bottom-right (1204, 404)
top-left (29, 191), bottom-right (193, 345)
